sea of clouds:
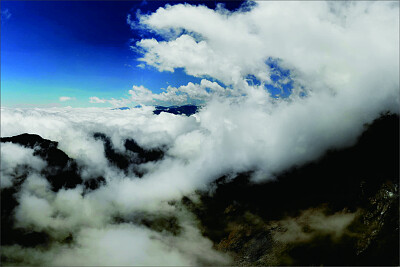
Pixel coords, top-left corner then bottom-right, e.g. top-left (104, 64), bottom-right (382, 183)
top-left (1, 1), bottom-right (399, 265)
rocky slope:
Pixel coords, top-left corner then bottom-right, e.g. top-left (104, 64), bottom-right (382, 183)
top-left (183, 113), bottom-right (399, 265)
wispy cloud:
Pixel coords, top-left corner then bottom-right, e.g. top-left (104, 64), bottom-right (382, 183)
top-left (88, 79), bottom-right (232, 107)
top-left (89, 96), bottom-right (131, 107)
top-left (89, 96), bottom-right (107, 103)
top-left (1, 8), bottom-right (12, 22)
top-left (59, 96), bottom-right (76, 102)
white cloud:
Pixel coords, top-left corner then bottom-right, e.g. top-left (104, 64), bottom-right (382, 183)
top-left (59, 96), bottom-right (76, 102)
top-left (3, 216), bottom-right (230, 266)
top-left (128, 85), bottom-right (155, 104)
top-left (134, 1), bottom-right (399, 94)
top-left (89, 96), bottom-right (107, 104)
top-left (127, 79), bottom-right (234, 106)
top-left (89, 96), bottom-right (131, 107)
top-left (90, 79), bottom-right (230, 107)
top-left (137, 63), bottom-right (146, 69)
top-left (0, 143), bottom-right (47, 188)
top-left (107, 98), bottom-right (131, 107)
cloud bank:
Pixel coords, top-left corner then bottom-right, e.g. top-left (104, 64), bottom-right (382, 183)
top-left (134, 1), bottom-right (399, 93)
top-left (1, 1), bottom-right (399, 265)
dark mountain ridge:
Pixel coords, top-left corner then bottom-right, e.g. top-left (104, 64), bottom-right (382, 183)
top-left (183, 113), bottom-right (399, 265)
top-left (110, 105), bottom-right (199, 116)
top-left (153, 105), bottom-right (198, 116)
top-left (0, 132), bottom-right (162, 249)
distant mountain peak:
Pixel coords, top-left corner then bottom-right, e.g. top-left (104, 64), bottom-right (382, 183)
top-left (111, 107), bottom-right (130, 110)
top-left (153, 105), bottom-right (198, 116)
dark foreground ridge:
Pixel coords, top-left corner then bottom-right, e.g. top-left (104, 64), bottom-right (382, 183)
top-left (1, 113), bottom-right (399, 265)
top-left (183, 113), bottom-right (399, 265)
top-left (0, 133), bottom-right (163, 249)
top-left (93, 132), bottom-right (164, 176)
top-left (1, 133), bottom-right (84, 191)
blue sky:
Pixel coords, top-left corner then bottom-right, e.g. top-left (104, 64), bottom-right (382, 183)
top-left (1, 1), bottom-right (244, 107)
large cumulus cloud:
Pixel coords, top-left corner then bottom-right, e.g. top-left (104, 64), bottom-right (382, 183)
top-left (135, 1), bottom-right (398, 90)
